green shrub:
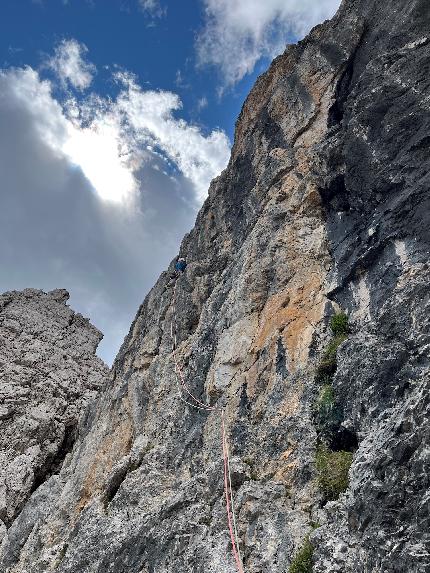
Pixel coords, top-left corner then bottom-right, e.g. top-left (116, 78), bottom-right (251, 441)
top-left (330, 312), bottom-right (349, 336)
top-left (315, 334), bottom-right (347, 382)
top-left (325, 334), bottom-right (348, 360)
top-left (313, 384), bottom-right (343, 445)
top-left (315, 445), bottom-right (353, 502)
top-left (316, 384), bottom-right (335, 412)
top-left (288, 536), bottom-right (313, 573)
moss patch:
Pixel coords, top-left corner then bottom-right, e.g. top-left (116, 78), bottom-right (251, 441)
top-left (288, 536), bottom-right (313, 573)
top-left (316, 311), bottom-right (349, 382)
top-left (313, 310), bottom-right (355, 500)
top-left (316, 384), bottom-right (335, 413)
top-left (316, 445), bottom-right (353, 502)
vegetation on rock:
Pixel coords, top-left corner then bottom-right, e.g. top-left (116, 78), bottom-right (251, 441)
top-left (288, 536), bottom-right (313, 573)
top-left (316, 445), bottom-right (353, 502)
top-left (314, 311), bottom-right (355, 501)
top-left (314, 384), bottom-right (343, 445)
top-left (315, 312), bottom-right (349, 383)
top-left (329, 312), bottom-right (349, 337)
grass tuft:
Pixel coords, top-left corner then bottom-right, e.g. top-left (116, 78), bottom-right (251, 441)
top-left (288, 536), bottom-right (313, 573)
top-left (315, 334), bottom-right (347, 382)
top-left (315, 444), bottom-right (353, 502)
top-left (313, 384), bottom-right (343, 444)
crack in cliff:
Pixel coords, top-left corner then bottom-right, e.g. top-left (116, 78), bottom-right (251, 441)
top-left (328, 25), bottom-right (367, 128)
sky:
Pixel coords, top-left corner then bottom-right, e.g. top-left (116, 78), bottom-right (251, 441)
top-left (0, 0), bottom-right (341, 365)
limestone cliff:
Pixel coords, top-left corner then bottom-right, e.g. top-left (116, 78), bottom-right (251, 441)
top-left (1, 0), bottom-right (429, 571)
top-left (0, 289), bottom-right (108, 545)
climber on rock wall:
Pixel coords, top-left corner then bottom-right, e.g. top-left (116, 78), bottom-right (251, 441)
top-left (174, 257), bottom-right (187, 275)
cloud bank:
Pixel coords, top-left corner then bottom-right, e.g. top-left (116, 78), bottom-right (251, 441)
top-left (0, 40), bottom-right (230, 363)
top-left (197, 0), bottom-right (341, 86)
top-left (6, 44), bottom-right (230, 206)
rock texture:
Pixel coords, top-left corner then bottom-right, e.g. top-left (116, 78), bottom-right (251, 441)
top-left (310, 0), bottom-right (430, 569)
top-left (0, 289), bottom-right (108, 542)
top-left (1, 0), bottom-right (429, 571)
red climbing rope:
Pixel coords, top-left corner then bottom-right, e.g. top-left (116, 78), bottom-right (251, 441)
top-left (170, 280), bottom-right (245, 573)
top-left (222, 411), bottom-right (245, 573)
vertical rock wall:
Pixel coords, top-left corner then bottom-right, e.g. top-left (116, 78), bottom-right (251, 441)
top-left (0, 0), bottom-right (429, 571)
top-left (312, 0), bottom-right (430, 570)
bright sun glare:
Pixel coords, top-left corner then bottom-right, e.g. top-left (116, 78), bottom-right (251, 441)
top-left (63, 118), bottom-right (138, 203)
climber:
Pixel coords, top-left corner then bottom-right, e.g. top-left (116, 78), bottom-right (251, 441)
top-left (174, 257), bottom-right (187, 275)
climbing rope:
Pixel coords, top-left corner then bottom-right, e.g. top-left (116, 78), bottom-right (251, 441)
top-left (170, 280), bottom-right (245, 573)
top-left (222, 411), bottom-right (245, 573)
top-left (226, 436), bottom-right (244, 568)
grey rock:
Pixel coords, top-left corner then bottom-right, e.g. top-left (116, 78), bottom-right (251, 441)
top-left (0, 289), bottom-right (108, 534)
top-left (311, 0), bottom-right (430, 569)
top-left (1, 0), bottom-right (430, 571)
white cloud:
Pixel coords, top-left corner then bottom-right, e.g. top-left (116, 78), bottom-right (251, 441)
top-left (2, 67), bottom-right (138, 203)
top-left (196, 0), bottom-right (341, 86)
top-left (49, 39), bottom-right (95, 90)
top-left (0, 73), bottom-right (196, 362)
top-left (114, 74), bottom-right (230, 202)
top-left (138, 0), bottom-right (166, 18)
top-left (2, 44), bottom-right (230, 205)
top-left (197, 96), bottom-right (208, 111)
top-left (64, 111), bottom-right (140, 203)
top-left (175, 69), bottom-right (190, 89)
top-left (0, 39), bottom-right (231, 363)
top-left (0, 55), bottom-right (217, 365)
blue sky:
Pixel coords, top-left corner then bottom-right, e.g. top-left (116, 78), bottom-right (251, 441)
top-left (0, 0), bottom-right (340, 364)
top-left (1, 0), bottom-right (260, 140)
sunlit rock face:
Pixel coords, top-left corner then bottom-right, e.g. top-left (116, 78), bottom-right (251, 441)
top-left (1, 0), bottom-right (429, 571)
top-left (0, 289), bottom-right (108, 540)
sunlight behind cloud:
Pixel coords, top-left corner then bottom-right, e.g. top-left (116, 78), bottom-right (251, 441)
top-left (2, 40), bottom-right (231, 206)
top-left (1, 66), bottom-right (138, 204)
top-left (63, 115), bottom-right (139, 204)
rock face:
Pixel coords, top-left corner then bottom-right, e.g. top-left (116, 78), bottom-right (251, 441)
top-left (0, 289), bottom-right (108, 542)
top-left (1, 0), bottom-right (429, 571)
top-left (309, 1), bottom-right (430, 570)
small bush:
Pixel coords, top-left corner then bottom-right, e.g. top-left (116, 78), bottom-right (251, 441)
top-left (314, 384), bottom-right (343, 444)
top-left (325, 334), bottom-right (348, 360)
top-left (288, 536), bottom-right (313, 573)
top-left (315, 334), bottom-right (347, 382)
top-left (316, 445), bottom-right (353, 502)
top-left (316, 384), bottom-right (335, 412)
top-left (330, 312), bottom-right (349, 336)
